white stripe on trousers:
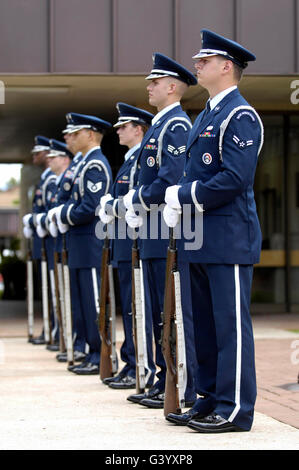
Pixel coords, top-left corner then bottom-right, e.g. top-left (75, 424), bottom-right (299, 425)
top-left (92, 268), bottom-right (100, 315)
top-left (228, 264), bottom-right (242, 422)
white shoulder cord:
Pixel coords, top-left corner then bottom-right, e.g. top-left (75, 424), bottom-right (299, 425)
top-left (219, 105), bottom-right (264, 162)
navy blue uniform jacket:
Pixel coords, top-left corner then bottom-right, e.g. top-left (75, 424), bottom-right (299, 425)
top-left (109, 150), bottom-right (139, 264)
top-left (177, 88), bottom-right (263, 265)
top-left (132, 104), bottom-right (192, 260)
top-left (60, 148), bottom-right (112, 269)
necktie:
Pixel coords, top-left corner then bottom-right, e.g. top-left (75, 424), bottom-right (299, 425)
top-left (201, 100), bottom-right (211, 121)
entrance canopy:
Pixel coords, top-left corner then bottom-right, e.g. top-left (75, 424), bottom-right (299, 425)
top-left (0, 74), bottom-right (296, 165)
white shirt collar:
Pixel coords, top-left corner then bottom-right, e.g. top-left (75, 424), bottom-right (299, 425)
top-left (209, 86), bottom-right (237, 111)
top-left (82, 145), bottom-right (101, 160)
top-left (56, 172), bottom-right (63, 185)
top-left (152, 101), bottom-right (180, 125)
top-left (124, 143), bottom-right (141, 161)
top-left (73, 152), bottom-right (82, 162)
top-left (41, 167), bottom-right (51, 179)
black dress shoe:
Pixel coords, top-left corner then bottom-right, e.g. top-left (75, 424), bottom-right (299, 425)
top-left (31, 335), bottom-right (46, 345)
top-left (102, 373), bottom-right (125, 385)
top-left (68, 362), bottom-right (86, 372)
top-left (166, 409), bottom-right (205, 426)
top-left (46, 343), bottom-right (59, 352)
top-left (56, 352), bottom-right (68, 362)
top-left (127, 387), bottom-right (161, 404)
top-left (108, 376), bottom-right (136, 389)
top-left (139, 392), bottom-right (165, 408)
top-left (72, 362), bottom-right (99, 375)
top-left (56, 351), bottom-right (86, 363)
top-left (187, 413), bottom-right (247, 433)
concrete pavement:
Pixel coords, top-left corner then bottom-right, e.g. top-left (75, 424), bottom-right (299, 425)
top-left (0, 301), bottom-right (298, 451)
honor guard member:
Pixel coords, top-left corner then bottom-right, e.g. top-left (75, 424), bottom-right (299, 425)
top-left (62, 124), bottom-right (83, 168)
top-left (54, 113), bottom-right (113, 375)
top-left (52, 129), bottom-right (87, 364)
top-left (123, 53), bottom-right (198, 408)
top-left (164, 30), bottom-right (264, 432)
top-left (34, 145), bottom-right (60, 350)
top-left (99, 103), bottom-right (154, 389)
top-left (37, 139), bottom-right (84, 360)
top-left (23, 136), bottom-right (56, 345)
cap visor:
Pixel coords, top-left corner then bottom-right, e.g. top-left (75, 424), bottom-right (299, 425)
top-left (192, 51), bottom-right (218, 59)
top-left (113, 119), bottom-right (131, 128)
top-left (145, 73), bottom-right (170, 80)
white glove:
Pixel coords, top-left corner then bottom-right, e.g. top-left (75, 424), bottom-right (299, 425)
top-left (56, 205), bottom-right (69, 234)
top-left (57, 221), bottom-right (69, 234)
top-left (35, 213), bottom-right (45, 226)
top-left (165, 185), bottom-right (181, 209)
top-left (123, 189), bottom-right (136, 211)
top-left (100, 193), bottom-right (113, 208)
top-left (99, 194), bottom-right (114, 224)
top-left (49, 221), bottom-right (58, 237)
top-left (163, 204), bottom-right (181, 228)
top-left (23, 226), bottom-right (33, 239)
top-left (35, 213), bottom-right (47, 237)
top-left (99, 206), bottom-right (114, 224)
top-left (125, 208), bottom-right (143, 228)
top-left (36, 224), bottom-right (47, 238)
top-left (47, 207), bottom-right (58, 223)
top-left (23, 213), bottom-right (32, 227)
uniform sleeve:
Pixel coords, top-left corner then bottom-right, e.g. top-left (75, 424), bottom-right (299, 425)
top-left (133, 121), bottom-right (190, 209)
top-left (178, 112), bottom-right (261, 211)
top-left (60, 163), bottom-right (109, 226)
top-left (45, 181), bottom-right (57, 210)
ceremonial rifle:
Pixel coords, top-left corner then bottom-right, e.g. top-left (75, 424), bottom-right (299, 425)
top-left (56, 252), bottom-right (67, 350)
top-left (26, 237), bottom-right (34, 342)
top-left (53, 250), bottom-right (66, 353)
top-left (131, 232), bottom-right (151, 393)
top-left (41, 238), bottom-right (51, 344)
top-left (61, 233), bottom-right (74, 365)
top-left (161, 228), bottom-right (187, 416)
top-left (98, 234), bottom-right (117, 380)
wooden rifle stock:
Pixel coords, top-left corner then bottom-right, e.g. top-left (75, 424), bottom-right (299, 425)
top-left (162, 228), bottom-right (182, 416)
top-left (99, 236), bottom-right (116, 380)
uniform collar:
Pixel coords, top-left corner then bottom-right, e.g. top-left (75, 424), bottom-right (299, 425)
top-left (124, 143), bottom-right (141, 161)
top-left (152, 101), bottom-right (180, 125)
top-left (209, 85), bottom-right (237, 111)
top-left (73, 152), bottom-right (82, 163)
top-left (56, 172), bottom-right (63, 185)
top-left (41, 167), bottom-right (51, 179)
top-left (82, 145), bottom-right (101, 160)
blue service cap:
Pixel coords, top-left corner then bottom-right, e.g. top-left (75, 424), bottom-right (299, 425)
top-left (31, 135), bottom-right (51, 153)
top-left (65, 113), bottom-right (112, 133)
top-left (47, 139), bottom-right (73, 159)
top-left (146, 53), bottom-right (197, 86)
top-left (192, 29), bottom-right (256, 69)
top-left (114, 103), bottom-right (154, 128)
